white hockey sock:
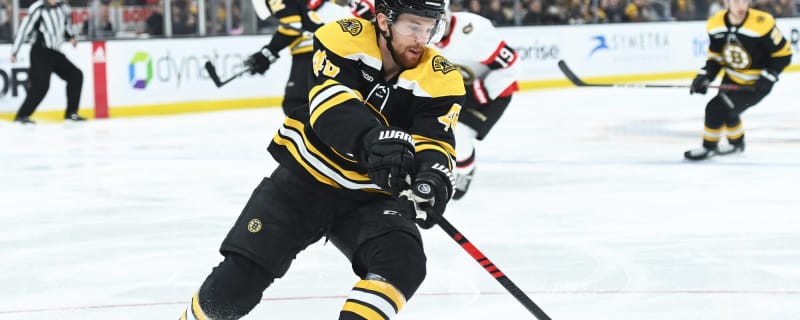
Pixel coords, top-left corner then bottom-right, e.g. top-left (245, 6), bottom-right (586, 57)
top-left (454, 124), bottom-right (478, 165)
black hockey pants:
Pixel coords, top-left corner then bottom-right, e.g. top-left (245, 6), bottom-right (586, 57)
top-left (16, 44), bottom-right (83, 119)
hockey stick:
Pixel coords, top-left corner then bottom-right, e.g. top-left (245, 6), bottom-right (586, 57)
top-left (558, 60), bottom-right (756, 91)
top-left (439, 217), bottom-right (552, 320)
top-left (204, 61), bottom-right (250, 88)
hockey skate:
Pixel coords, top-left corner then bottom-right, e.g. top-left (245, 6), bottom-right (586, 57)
top-left (683, 144), bottom-right (744, 161)
top-left (65, 113), bottom-right (87, 121)
top-left (452, 167), bottom-right (475, 200)
top-left (14, 116), bottom-right (35, 125)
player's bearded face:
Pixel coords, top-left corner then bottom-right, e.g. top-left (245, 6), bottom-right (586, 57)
top-left (390, 14), bottom-right (441, 68)
top-left (728, 0), bottom-right (750, 20)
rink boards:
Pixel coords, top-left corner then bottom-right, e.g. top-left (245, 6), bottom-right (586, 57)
top-left (2, 18), bottom-right (800, 119)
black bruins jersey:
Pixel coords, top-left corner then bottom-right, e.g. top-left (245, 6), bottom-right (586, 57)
top-left (703, 9), bottom-right (792, 85)
top-left (268, 18), bottom-right (465, 192)
top-left (265, 0), bottom-right (324, 55)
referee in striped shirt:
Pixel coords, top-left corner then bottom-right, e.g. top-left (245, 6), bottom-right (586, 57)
top-left (10, 0), bottom-right (84, 124)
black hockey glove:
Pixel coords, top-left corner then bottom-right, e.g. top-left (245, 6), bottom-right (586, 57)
top-left (690, 73), bottom-right (710, 95)
top-left (361, 126), bottom-right (416, 197)
top-left (755, 70), bottom-right (778, 93)
top-left (244, 47), bottom-right (279, 75)
top-left (400, 163), bottom-right (455, 229)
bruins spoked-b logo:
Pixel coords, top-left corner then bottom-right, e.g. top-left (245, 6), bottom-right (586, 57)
top-left (337, 18), bottom-right (363, 36)
top-left (247, 218), bottom-right (263, 233)
top-left (721, 43), bottom-right (751, 69)
top-left (432, 55), bottom-right (456, 74)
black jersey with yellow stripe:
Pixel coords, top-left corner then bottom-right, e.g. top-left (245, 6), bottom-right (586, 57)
top-left (264, 0), bottom-right (324, 56)
top-left (268, 17), bottom-right (465, 193)
top-left (702, 9), bottom-right (792, 85)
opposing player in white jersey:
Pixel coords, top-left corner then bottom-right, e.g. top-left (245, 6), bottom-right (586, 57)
top-left (433, 6), bottom-right (520, 200)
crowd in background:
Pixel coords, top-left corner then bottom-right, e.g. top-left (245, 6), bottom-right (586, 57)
top-left (1, 0), bottom-right (799, 42)
top-left (452, 0), bottom-right (797, 25)
top-left (0, 0), bottom-right (246, 41)
top-left (1, 0), bottom-right (13, 40)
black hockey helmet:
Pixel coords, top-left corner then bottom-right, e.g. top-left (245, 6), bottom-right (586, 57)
top-left (376, 0), bottom-right (446, 22)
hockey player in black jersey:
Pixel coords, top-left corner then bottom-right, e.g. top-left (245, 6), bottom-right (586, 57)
top-left (180, 0), bottom-right (464, 318)
top-left (245, 0), bottom-right (375, 119)
top-left (684, 0), bottom-right (792, 161)
top-left (244, 0), bottom-right (325, 119)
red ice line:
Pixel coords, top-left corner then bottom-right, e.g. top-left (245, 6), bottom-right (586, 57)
top-left (1, 290), bottom-right (799, 314)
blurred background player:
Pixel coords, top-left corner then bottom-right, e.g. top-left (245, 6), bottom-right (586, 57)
top-left (685, 0), bottom-right (791, 160)
top-left (244, 0), bottom-right (324, 119)
top-left (245, 0), bottom-right (375, 120)
top-left (433, 3), bottom-right (519, 199)
top-left (10, 0), bottom-right (84, 124)
top-left (179, 0), bottom-right (463, 318)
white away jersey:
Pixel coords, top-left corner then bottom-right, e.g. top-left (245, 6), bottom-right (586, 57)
top-left (433, 11), bottom-right (519, 100)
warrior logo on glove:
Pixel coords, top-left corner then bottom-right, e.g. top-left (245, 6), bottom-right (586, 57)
top-left (379, 130), bottom-right (415, 144)
top-left (430, 163), bottom-right (456, 194)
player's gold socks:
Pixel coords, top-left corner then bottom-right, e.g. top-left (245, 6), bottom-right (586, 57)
top-left (702, 125), bottom-right (723, 145)
top-left (339, 279), bottom-right (406, 320)
top-left (179, 292), bottom-right (212, 320)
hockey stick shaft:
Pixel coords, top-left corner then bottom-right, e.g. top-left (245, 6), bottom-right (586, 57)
top-left (558, 60), bottom-right (755, 92)
top-left (204, 61), bottom-right (250, 88)
top-left (438, 217), bottom-right (552, 320)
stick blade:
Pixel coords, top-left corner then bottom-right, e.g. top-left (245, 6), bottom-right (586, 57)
top-left (204, 61), bottom-right (223, 87)
top-left (557, 60), bottom-right (588, 87)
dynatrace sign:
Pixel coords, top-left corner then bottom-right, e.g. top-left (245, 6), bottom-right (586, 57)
top-left (125, 50), bottom-right (245, 89)
top-left (104, 36), bottom-right (292, 107)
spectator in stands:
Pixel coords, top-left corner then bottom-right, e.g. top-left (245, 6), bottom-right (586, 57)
top-left (775, 0), bottom-right (796, 16)
top-left (547, 0), bottom-right (571, 23)
top-left (754, 0), bottom-right (794, 16)
top-left (145, 0), bottom-right (164, 36)
top-left (567, 0), bottom-right (607, 23)
top-left (624, 0), bottom-right (664, 21)
top-left (449, 0), bottom-right (465, 11)
top-left (82, 3), bottom-right (115, 38)
top-left (467, 0), bottom-right (482, 15)
top-left (588, 1), bottom-right (609, 22)
top-left (171, 1), bottom-right (196, 35)
top-left (483, 0), bottom-right (514, 25)
top-left (672, 0), bottom-right (698, 20)
top-left (510, 0), bottom-right (524, 24)
top-left (228, 1), bottom-right (243, 34)
top-left (522, 0), bottom-right (545, 24)
top-left (0, 0), bottom-right (10, 42)
top-left (566, 0), bottom-right (589, 23)
top-left (601, 0), bottom-right (627, 22)
top-left (752, 0), bottom-right (776, 14)
top-left (707, 0), bottom-right (726, 16)
top-left (209, 1), bottom-right (226, 34)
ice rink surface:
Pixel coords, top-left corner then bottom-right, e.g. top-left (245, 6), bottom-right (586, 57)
top-left (2, 74), bottom-right (800, 319)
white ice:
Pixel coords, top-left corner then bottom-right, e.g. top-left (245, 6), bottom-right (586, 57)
top-left (1, 74), bottom-right (800, 320)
